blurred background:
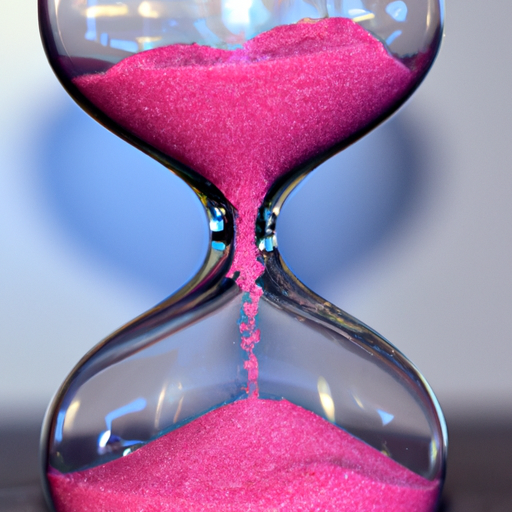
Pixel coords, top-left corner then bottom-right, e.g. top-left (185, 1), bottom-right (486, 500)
top-left (1, 0), bottom-right (511, 509)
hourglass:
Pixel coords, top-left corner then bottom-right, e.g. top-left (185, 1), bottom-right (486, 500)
top-left (39, 0), bottom-right (446, 510)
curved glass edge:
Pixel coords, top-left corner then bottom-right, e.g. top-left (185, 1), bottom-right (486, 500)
top-left (259, 246), bottom-right (447, 483)
top-left (39, 193), bottom-right (238, 506)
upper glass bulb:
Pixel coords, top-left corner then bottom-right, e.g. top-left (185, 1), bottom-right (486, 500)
top-left (40, 0), bottom-right (443, 194)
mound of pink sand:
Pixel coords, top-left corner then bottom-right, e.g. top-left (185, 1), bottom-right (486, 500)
top-left (49, 399), bottom-right (439, 512)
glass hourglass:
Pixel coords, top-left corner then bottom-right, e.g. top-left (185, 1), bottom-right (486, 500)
top-left (39, 0), bottom-right (446, 510)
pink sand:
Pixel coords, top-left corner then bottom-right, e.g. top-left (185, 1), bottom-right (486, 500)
top-left (73, 17), bottom-right (417, 291)
top-left (49, 399), bottom-right (439, 512)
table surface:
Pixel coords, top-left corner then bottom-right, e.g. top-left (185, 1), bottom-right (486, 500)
top-left (1, 418), bottom-right (511, 511)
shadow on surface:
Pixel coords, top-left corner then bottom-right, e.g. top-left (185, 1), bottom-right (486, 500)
top-left (36, 103), bottom-right (208, 299)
